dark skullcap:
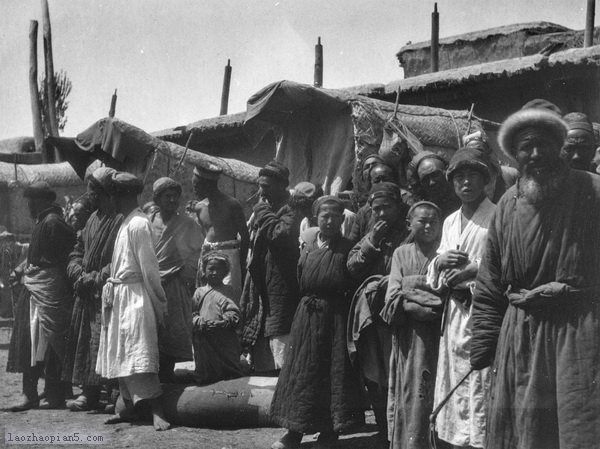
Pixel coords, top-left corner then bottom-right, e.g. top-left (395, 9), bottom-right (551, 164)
top-left (201, 250), bottom-right (231, 273)
top-left (408, 151), bottom-right (447, 172)
top-left (407, 200), bottom-right (442, 219)
top-left (311, 195), bottom-right (345, 217)
top-left (498, 102), bottom-right (567, 157)
top-left (446, 147), bottom-right (492, 182)
top-left (258, 160), bottom-right (290, 186)
top-left (106, 171), bottom-right (144, 196)
top-left (88, 167), bottom-right (117, 192)
top-left (193, 163), bottom-right (222, 181)
top-left (368, 181), bottom-right (402, 204)
top-left (23, 181), bottom-right (56, 202)
top-left (152, 177), bottom-right (182, 202)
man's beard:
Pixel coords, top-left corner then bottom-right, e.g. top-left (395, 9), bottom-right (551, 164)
top-left (518, 163), bottom-right (567, 205)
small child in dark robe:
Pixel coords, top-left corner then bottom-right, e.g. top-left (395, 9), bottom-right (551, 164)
top-left (192, 252), bottom-right (246, 384)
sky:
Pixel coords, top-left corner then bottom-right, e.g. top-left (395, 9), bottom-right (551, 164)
top-left (0, 0), bottom-right (590, 139)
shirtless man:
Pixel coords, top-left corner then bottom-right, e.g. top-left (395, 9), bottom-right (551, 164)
top-left (190, 164), bottom-right (249, 302)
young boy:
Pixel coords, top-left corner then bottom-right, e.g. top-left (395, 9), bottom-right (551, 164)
top-left (192, 252), bottom-right (245, 384)
top-left (383, 201), bottom-right (443, 449)
top-left (426, 148), bottom-right (496, 449)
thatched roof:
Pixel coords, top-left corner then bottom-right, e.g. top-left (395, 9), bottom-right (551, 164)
top-left (152, 111), bottom-right (247, 143)
top-left (398, 22), bottom-right (569, 54)
top-left (386, 45), bottom-right (600, 95)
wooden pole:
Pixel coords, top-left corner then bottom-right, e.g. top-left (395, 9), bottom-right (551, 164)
top-left (109, 89), bottom-right (118, 118)
top-left (431, 3), bottom-right (439, 72)
top-left (314, 37), bottom-right (323, 87)
top-left (41, 0), bottom-right (59, 139)
top-left (29, 20), bottom-right (46, 160)
top-left (220, 60), bottom-right (232, 116)
top-left (585, 0), bottom-right (596, 47)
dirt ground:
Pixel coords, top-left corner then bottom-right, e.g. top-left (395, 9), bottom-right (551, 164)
top-left (0, 321), bottom-right (384, 449)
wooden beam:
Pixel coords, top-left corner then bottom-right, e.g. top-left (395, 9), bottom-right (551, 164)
top-left (41, 0), bottom-right (59, 138)
top-left (29, 20), bottom-right (46, 160)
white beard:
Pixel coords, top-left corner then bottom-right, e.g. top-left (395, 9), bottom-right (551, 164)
top-left (518, 171), bottom-right (565, 205)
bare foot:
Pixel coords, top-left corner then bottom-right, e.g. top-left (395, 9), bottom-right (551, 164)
top-left (150, 398), bottom-right (170, 431)
top-left (104, 407), bottom-right (137, 425)
top-left (152, 414), bottom-right (170, 431)
top-left (104, 413), bottom-right (130, 425)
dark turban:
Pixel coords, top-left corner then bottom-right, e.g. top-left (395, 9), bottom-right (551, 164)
top-left (23, 181), bottom-right (56, 202)
top-left (88, 167), bottom-right (117, 192)
top-left (259, 160), bottom-right (290, 186)
top-left (152, 177), bottom-right (182, 202)
top-left (368, 182), bottom-right (402, 204)
top-left (106, 172), bottom-right (144, 196)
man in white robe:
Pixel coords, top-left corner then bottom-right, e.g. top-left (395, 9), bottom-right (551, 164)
top-left (426, 148), bottom-right (496, 448)
top-left (96, 172), bottom-right (170, 431)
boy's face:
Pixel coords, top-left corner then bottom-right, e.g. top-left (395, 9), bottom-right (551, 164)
top-left (408, 206), bottom-right (441, 244)
top-left (205, 259), bottom-right (228, 286)
top-left (317, 203), bottom-right (344, 238)
top-left (371, 197), bottom-right (401, 225)
top-left (452, 168), bottom-right (487, 204)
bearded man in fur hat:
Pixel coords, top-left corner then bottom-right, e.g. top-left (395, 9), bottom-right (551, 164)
top-left (470, 102), bottom-right (600, 449)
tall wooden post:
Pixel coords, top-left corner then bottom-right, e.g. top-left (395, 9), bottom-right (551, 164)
top-left (220, 60), bottom-right (232, 116)
top-left (109, 89), bottom-right (118, 118)
top-left (29, 21), bottom-right (46, 160)
top-left (41, 0), bottom-right (59, 140)
top-left (585, 0), bottom-right (596, 47)
top-left (431, 3), bottom-right (439, 72)
top-left (314, 37), bottom-right (323, 88)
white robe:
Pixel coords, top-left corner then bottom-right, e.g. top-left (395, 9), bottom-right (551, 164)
top-left (427, 197), bottom-right (495, 448)
top-left (96, 209), bottom-right (167, 379)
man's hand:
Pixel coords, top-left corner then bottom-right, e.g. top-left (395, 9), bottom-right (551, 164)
top-left (438, 250), bottom-right (469, 270)
top-left (443, 263), bottom-right (478, 288)
top-left (370, 220), bottom-right (389, 247)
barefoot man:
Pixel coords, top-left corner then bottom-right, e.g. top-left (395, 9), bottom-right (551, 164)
top-left (96, 172), bottom-right (170, 431)
top-left (191, 164), bottom-right (249, 302)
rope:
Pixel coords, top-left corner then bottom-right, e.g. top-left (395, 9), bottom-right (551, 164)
top-left (428, 367), bottom-right (475, 449)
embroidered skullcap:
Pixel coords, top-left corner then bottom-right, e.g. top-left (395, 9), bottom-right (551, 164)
top-left (193, 163), bottom-right (222, 181)
top-left (563, 112), bottom-right (595, 146)
top-left (152, 177), bottom-right (182, 202)
top-left (446, 147), bottom-right (491, 182)
top-left (258, 160), bottom-right (290, 186)
top-left (88, 167), bottom-right (117, 192)
top-left (498, 101), bottom-right (567, 158)
top-left (311, 195), bottom-right (345, 217)
top-left (106, 171), bottom-right (144, 196)
top-left (368, 182), bottom-right (402, 205)
top-left (23, 181), bottom-right (56, 202)
top-left (407, 200), bottom-right (441, 219)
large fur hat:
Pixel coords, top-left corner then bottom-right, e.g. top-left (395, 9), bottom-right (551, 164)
top-left (498, 104), bottom-right (567, 158)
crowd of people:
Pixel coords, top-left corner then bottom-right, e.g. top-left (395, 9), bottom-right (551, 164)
top-left (4, 99), bottom-right (600, 449)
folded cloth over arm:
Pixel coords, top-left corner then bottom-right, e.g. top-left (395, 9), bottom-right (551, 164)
top-left (380, 274), bottom-right (443, 325)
